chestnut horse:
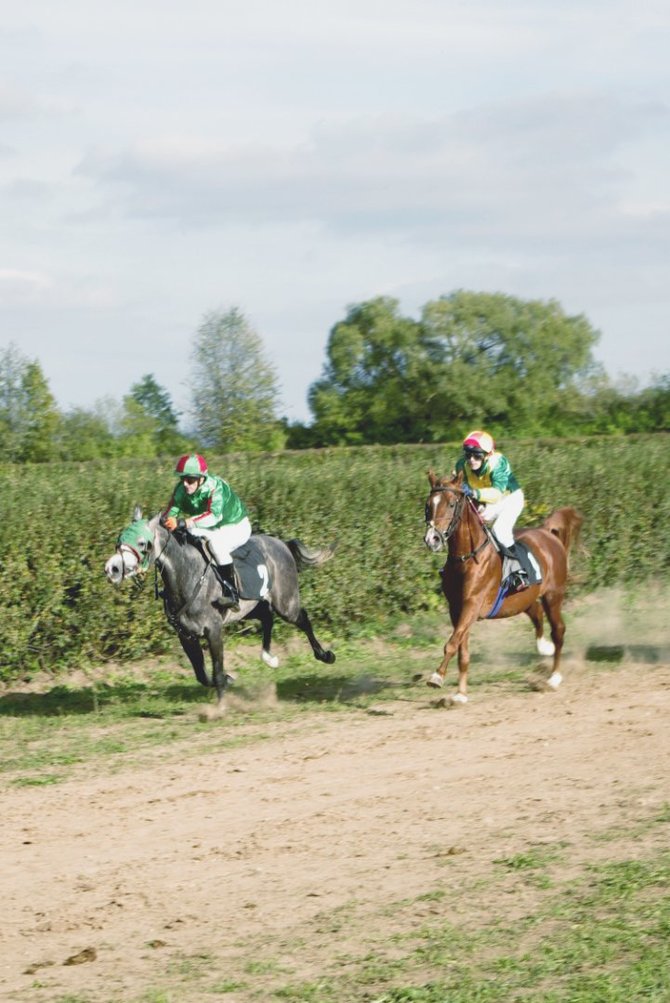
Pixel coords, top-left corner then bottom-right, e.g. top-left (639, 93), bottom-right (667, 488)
top-left (424, 469), bottom-right (583, 703)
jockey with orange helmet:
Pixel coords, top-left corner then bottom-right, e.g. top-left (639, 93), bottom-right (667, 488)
top-left (162, 454), bottom-right (251, 609)
top-left (455, 430), bottom-right (529, 582)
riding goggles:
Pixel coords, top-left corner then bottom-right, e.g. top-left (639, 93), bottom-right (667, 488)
top-left (464, 446), bottom-right (486, 459)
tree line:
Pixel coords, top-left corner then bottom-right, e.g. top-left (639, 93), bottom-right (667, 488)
top-left (2, 292), bottom-right (668, 462)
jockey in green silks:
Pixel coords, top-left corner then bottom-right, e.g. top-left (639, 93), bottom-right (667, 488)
top-left (455, 430), bottom-right (529, 585)
top-left (162, 453), bottom-right (251, 609)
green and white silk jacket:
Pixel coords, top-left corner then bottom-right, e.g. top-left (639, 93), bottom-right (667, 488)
top-left (164, 474), bottom-right (248, 529)
top-left (455, 451), bottom-right (521, 505)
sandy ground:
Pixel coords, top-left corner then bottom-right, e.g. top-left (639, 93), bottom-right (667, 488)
top-left (2, 592), bottom-right (670, 1002)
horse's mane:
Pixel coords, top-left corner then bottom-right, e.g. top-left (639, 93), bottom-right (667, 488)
top-left (428, 468), bottom-right (463, 489)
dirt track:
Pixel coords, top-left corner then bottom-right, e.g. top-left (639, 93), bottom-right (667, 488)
top-left (2, 617), bottom-right (670, 1003)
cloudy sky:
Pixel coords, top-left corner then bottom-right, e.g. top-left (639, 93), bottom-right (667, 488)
top-left (1, 0), bottom-right (669, 424)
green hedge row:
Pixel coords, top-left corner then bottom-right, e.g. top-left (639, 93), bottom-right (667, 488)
top-left (0, 435), bottom-right (667, 680)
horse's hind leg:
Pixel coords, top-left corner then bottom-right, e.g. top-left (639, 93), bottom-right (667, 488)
top-left (541, 592), bottom-right (566, 689)
top-left (288, 607), bottom-right (335, 664)
top-left (525, 599), bottom-right (555, 657)
top-left (256, 601), bottom-right (279, 669)
top-left (271, 573), bottom-right (335, 664)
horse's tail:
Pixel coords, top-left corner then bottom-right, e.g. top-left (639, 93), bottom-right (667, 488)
top-left (285, 538), bottom-right (337, 571)
top-left (542, 507), bottom-right (584, 561)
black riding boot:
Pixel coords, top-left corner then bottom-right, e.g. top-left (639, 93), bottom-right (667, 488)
top-left (503, 543), bottom-right (531, 589)
top-left (214, 563), bottom-right (240, 611)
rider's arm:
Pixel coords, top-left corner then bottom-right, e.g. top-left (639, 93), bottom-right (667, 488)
top-left (163, 484), bottom-right (183, 518)
top-left (188, 478), bottom-right (231, 528)
top-left (477, 454), bottom-right (514, 505)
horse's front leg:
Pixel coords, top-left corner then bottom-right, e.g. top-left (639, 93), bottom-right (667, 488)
top-left (178, 633), bottom-right (210, 688)
top-left (454, 629), bottom-right (471, 703)
top-left (204, 622), bottom-right (232, 704)
top-left (427, 605), bottom-right (479, 701)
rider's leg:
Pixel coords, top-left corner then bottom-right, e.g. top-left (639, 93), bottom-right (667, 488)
top-left (215, 562), bottom-right (240, 609)
top-left (192, 518), bottom-right (252, 610)
top-left (488, 490), bottom-right (525, 550)
top-left (485, 491), bottom-right (531, 585)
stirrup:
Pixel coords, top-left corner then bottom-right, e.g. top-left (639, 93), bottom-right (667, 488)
top-left (509, 571), bottom-right (529, 592)
top-left (219, 580), bottom-right (240, 609)
top-left (214, 594), bottom-right (239, 612)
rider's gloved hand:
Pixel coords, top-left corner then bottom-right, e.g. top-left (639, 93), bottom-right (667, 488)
top-left (461, 483), bottom-right (475, 498)
top-left (163, 516), bottom-right (178, 531)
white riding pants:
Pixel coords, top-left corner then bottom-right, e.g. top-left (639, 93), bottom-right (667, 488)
top-left (189, 516), bottom-right (252, 565)
top-left (481, 489), bottom-right (525, 549)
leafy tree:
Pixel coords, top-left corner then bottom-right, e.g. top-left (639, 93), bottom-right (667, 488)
top-left (18, 362), bottom-right (61, 461)
top-left (57, 407), bottom-right (120, 460)
top-left (0, 345), bottom-right (60, 461)
top-left (629, 373), bottom-right (670, 431)
top-left (188, 308), bottom-right (284, 453)
top-left (420, 291), bottom-right (603, 438)
top-left (120, 374), bottom-right (187, 456)
top-left (308, 297), bottom-right (431, 445)
top-left (308, 292), bottom-right (604, 445)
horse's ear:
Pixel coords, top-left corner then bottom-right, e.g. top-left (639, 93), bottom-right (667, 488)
top-left (453, 470), bottom-right (464, 485)
top-left (428, 469), bottom-right (437, 488)
top-left (133, 505), bottom-right (143, 522)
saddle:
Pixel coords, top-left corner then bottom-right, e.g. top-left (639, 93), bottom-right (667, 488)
top-left (499, 539), bottom-right (542, 591)
top-left (183, 532), bottom-right (271, 602)
top-left (230, 537), bottom-right (271, 600)
top-left (482, 538), bottom-right (542, 618)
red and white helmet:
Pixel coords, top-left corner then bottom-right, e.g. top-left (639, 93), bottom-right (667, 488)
top-left (175, 453), bottom-right (208, 477)
top-left (463, 430), bottom-right (494, 455)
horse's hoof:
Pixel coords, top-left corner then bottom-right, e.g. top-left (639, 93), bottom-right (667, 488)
top-left (261, 650), bottom-right (279, 669)
top-left (198, 703), bottom-right (226, 722)
top-left (427, 672), bottom-right (444, 689)
top-left (536, 637), bottom-right (556, 657)
top-left (320, 650), bottom-right (336, 664)
top-left (547, 671), bottom-right (562, 690)
top-left (450, 692), bottom-right (468, 705)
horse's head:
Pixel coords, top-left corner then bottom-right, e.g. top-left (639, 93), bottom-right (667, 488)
top-left (104, 507), bottom-right (158, 584)
top-left (424, 469), bottom-right (468, 552)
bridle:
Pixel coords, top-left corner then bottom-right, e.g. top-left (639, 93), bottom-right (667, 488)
top-left (425, 484), bottom-right (492, 563)
top-left (115, 539), bottom-right (153, 580)
top-left (114, 519), bottom-right (169, 580)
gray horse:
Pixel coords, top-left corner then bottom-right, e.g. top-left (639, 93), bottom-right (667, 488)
top-left (104, 508), bottom-right (335, 704)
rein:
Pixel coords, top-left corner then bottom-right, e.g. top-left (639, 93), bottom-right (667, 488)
top-left (447, 535), bottom-right (491, 564)
top-left (154, 530), bottom-right (211, 630)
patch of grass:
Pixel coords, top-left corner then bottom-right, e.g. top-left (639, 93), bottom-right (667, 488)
top-left (245, 848), bottom-right (670, 1003)
top-left (0, 637), bottom-right (441, 786)
top-left (11, 773), bottom-right (64, 787)
top-left (244, 959), bottom-right (292, 977)
top-left (495, 842), bottom-right (566, 872)
top-left (209, 980), bottom-right (249, 994)
top-left (166, 951), bottom-right (215, 979)
top-left (591, 801), bottom-right (670, 844)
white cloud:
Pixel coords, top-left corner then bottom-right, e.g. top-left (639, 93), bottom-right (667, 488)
top-left (0, 1), bottom-right (669, 420)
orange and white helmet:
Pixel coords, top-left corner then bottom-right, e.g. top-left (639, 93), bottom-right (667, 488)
top-left (463, 430), bottom-right (494, 455)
